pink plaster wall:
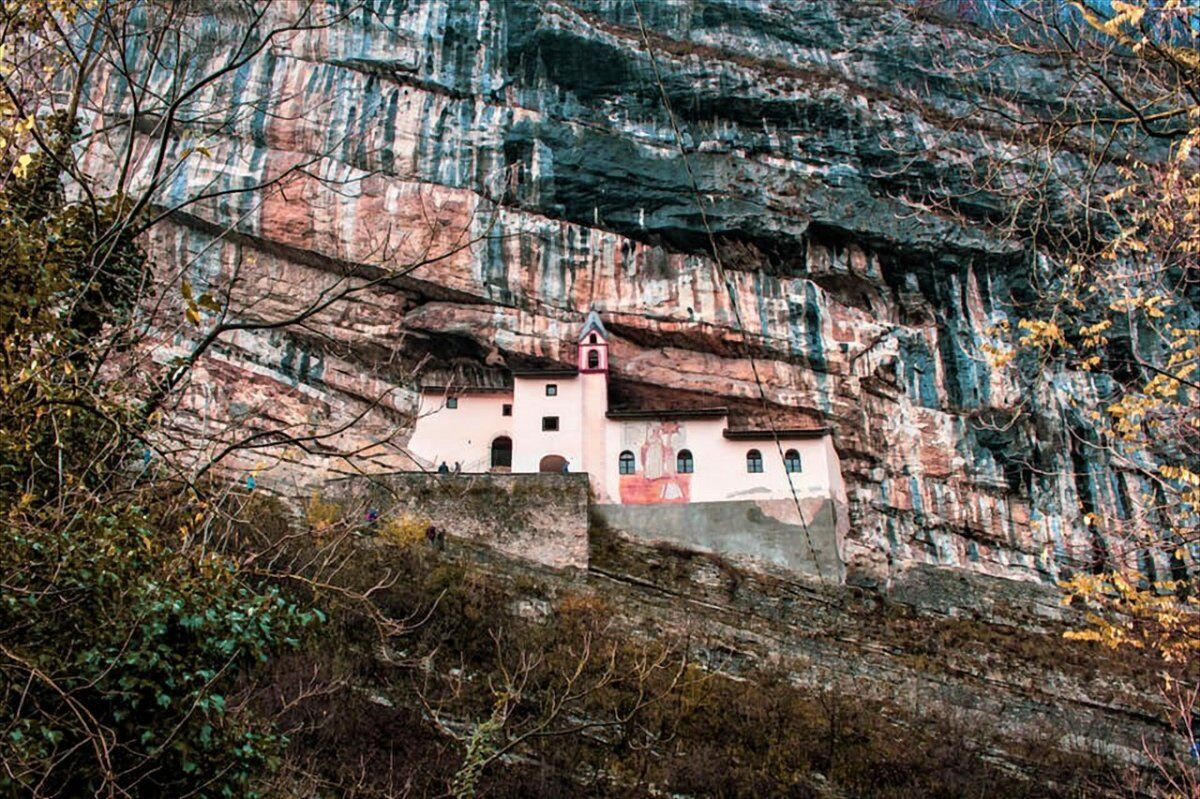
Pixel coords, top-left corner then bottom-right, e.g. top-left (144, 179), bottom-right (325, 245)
top-left (405, 377), bottom-right (842, 509)
top-left (408, 389), bottom-right (513, 471)
top-left (511, 376), bottom-right (586, 474)
top-left (601, 418), bottom-right (833, 505)
top-left (408, 383), bottom-right (840, 506)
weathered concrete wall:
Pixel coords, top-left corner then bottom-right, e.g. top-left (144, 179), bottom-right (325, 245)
top-left (332, 473), bottom-right (590, 570)
top-left (593, 496), bottom-right (843, 581)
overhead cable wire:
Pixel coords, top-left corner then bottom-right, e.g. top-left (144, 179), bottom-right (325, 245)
top-left (630, 0), bottom-right (830, 585)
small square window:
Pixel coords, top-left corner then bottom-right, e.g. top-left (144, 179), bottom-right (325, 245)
top-left (545, 384), bottom-right (558, 396)
top-left (502, 403), bottom-right (512, 417)
top-left (542, 416), bottom-right (559, 431)
top-left (446, 397), bottom-right (458, 409)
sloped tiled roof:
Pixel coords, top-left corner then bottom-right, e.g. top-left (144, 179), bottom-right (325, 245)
top-left (578, 309), bottom-right (609, 342)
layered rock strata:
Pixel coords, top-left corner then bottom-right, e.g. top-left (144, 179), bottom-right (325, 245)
top-left (84, 1), bottom-right (1161, 587)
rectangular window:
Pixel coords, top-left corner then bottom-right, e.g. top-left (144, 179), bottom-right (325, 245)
top-left (542, 416), bottom-right (559, 431)
top-left (446, 397), bottom-right (458, 409)
top-left (502, 403), bottom-right (512, 417)
top-left (545, 384), bottom-right (558, 396)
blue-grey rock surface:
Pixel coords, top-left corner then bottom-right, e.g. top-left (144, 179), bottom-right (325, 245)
top-left (94, 1), bottom-right (1161, 589)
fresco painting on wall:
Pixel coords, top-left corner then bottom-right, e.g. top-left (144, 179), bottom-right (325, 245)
top-left (618, 421), bottom-right (691, 504)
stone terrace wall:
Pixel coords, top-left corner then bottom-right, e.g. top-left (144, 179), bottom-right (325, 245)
top-left (330, 473), bottom-right (590, 570)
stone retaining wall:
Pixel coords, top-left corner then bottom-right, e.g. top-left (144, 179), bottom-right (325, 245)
top-left (329, 472), bottom-right (590, 570)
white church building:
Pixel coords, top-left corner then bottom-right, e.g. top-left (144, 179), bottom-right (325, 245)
top-left (406, 312), bottom-right (845, 514)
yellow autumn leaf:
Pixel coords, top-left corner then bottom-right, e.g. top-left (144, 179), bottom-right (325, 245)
top-left (1179, 138), bottom-right (1195, 162)
top-left (1064, 629), bottom-right (1102, 642)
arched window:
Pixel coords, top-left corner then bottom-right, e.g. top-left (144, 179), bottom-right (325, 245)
top-left (491, 436), bottom-right (512, 469)
top-left (746, 449), bottom-right (763, 473)
top-left (784, 449), bottom-right (802, 473)
top-left (676, 449), bottom-right (694, 474)
top-left (589, 333), bottom-right (598, 344)
top-left (539, 454), bottom-right (568, 473)
top-left (587, 349), bottom-right (600, 369)
top-left (618, 450), bottom-right (636, 475)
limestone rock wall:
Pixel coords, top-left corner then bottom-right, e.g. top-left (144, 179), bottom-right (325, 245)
top-left (86, 2), bottom-right (1156, 588)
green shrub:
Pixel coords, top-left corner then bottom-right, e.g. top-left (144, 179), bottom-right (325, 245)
top-left (1, 503), bottom-right (321, 797)
top-left (0, 97), bottom-right (322, 798)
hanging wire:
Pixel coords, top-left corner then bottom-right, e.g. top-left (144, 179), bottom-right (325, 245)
top-left (630, 0), bottom-right (831, 585)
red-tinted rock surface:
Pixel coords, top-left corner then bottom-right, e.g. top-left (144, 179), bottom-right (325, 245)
top-left (80, 2), bottom-right (1149, 588)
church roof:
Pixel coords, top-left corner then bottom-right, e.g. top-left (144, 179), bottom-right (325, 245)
top-left (606, 407), bottom-right (729, 420)
top-left (723, 427), bottom-right (830, 440)
top-left (418, 385), bottom-right (513, 394)
top-left (578, 309), bottom-right (608, 342)
top-left (510, 367), bottom-right (579, 378)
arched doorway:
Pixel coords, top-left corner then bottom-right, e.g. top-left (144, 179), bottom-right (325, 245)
top-left (539, 454), bottom-right (568, 473)
top-left (491, 436), bottom-right (512, 470)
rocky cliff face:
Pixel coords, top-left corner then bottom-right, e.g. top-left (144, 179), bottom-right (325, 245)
top-left (93, 1), bottom-right (1144, 588)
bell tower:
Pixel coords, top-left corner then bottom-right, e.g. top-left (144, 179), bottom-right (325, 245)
top-left (577, 309), bottom-right (609, 374)
top-left (577, 310), bottom-right (610, 499)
